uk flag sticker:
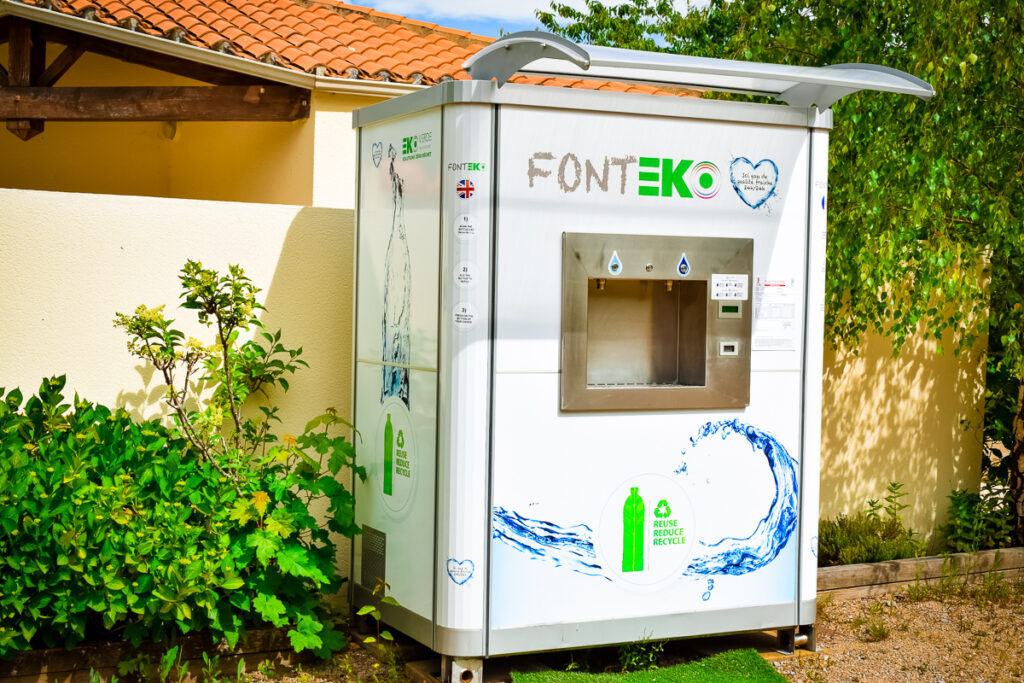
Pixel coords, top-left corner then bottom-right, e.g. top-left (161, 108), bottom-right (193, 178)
top-left (457, 179), bottom-right (475, 199)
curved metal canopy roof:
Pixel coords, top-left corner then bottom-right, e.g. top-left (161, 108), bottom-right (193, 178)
top-left (464, 31), bottom-right (935, 109)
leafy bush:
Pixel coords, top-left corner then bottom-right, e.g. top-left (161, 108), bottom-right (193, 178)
top-left (941, 487), bottom-right (1015, 552)
top-left (817, 482), bottom-right (925, 566)
top-left (0, 261), bottom-right (365, 659)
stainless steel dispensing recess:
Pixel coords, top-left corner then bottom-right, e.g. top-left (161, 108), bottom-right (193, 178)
top-left (561, 233), bottom-right (753, 411)
top-left (351, 30), bottom-right (934, 682)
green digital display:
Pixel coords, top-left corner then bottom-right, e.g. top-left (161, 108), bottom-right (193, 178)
top-left (721, 304), bottom-right (740, 314)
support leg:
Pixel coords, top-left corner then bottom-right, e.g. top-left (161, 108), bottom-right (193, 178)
top-left (445, 656), bottom-right (483, 683)
top-left (800, 624), bottom-right (817, 652)
top-left (776, 627), bottom-right (796, 655)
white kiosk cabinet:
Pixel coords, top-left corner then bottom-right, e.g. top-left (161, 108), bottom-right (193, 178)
top-left (350, 32), bottom-right (932, 681)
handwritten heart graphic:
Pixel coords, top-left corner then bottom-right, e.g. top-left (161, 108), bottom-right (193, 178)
top-left (446, 558), bottom-right (474, 585)
top-left (371, 141), bottom-right (383, 168)
top-left (729, 157), bottom-right (778, 209)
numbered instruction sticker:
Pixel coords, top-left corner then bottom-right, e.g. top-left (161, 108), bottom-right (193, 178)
top-left (454, 261), bottom-right (478, 289)
top-left (453, 214), bottom-right (478, 242)
top-left (453, 302), bottom-right (478, 330)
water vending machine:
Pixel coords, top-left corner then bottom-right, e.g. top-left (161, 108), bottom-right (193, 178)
top-left (350, 32), bottom-right (933, 680)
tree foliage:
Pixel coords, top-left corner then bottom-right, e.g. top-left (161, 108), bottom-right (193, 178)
top-left (539, 0), bottom-right (1024, 539)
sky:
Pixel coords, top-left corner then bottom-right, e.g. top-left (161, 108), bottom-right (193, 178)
top-left (369, 1), bottom-right (690, 39)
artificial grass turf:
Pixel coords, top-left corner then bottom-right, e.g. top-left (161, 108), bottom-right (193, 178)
top-left (510, 649), bottom-right (787, 682)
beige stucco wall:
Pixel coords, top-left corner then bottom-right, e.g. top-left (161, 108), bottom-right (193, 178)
top-left (0, 48), bottom-right (382, 207)
top-left (820, 329), bottom-right (986, 546)
top-left (0, 186), bottom-right (355, 573)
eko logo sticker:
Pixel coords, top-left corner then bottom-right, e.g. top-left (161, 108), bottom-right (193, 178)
top-left (639, 158), bottom-right (720, 198)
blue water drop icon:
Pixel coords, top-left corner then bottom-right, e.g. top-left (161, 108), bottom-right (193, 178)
top-left (678, 253), bottom-right (690, 277)
top-left (608, 251), bottom-right (622, 276)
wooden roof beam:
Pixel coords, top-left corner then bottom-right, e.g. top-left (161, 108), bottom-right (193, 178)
top-left (0, 85), bottom-right (311, 121)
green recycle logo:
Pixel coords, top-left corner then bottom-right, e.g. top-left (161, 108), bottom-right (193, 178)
top-left (397, 430), bottom-right (405, 448)
top-left (654, 500), bottom-right (671, 518)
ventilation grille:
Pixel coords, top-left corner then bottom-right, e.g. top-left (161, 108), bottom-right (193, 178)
top-left (361, 525), bottom-right (386, 587)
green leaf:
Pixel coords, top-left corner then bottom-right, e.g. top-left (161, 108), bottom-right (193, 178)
top-left (246, 530), bottom-right (283, 566)
top-left (287, 615), bottom-right (323, 652)
top-left (253, 593), bottom-right (288, 627)
top-left (221, 577), bottom-right (244, 591)
top-left (265, 512), bottom-right (296, 539)
top-left (356, 605), bottom-right (376, 616)
top-left (276, 544), bottom-right (311, 578)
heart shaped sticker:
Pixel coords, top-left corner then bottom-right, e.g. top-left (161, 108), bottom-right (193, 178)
top-left (729, 157), bottom-right (778, 209)
top-left (446, 558), bottom-right (475, 585)
top-left (371, 141), bottom-right (383, 168)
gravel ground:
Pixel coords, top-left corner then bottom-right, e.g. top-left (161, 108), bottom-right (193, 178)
top-left (774, 586), bottom-right (1024, 682)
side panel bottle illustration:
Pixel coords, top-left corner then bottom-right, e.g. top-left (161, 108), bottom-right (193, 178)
top-left (381, 144), bottom-right (411, 407)
top-left (383, 413), bottom-right (394, 496)
top-left (622, 487), bottom-right (645, 572)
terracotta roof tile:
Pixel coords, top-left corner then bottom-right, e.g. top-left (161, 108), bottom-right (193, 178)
top-left (8, 0), bottom-right (686, 96)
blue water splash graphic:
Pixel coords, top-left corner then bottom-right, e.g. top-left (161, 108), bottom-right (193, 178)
top-left (491, 420), bottom-right (798, 579)
top-left (492, 507), bottom-right (608, 579)
top-left (679, 420), bottom-right (799, 576)
top-left (381, 144), bottom-right (411, 407)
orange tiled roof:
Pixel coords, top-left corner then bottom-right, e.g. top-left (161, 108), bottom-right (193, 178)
top-left (8, 0), bottom-right (679, 95)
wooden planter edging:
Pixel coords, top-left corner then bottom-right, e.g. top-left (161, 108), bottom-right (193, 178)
top-left (818, 547), bottom-right (1024, 601)
top-left (0, 627), bottom-right (314, 683)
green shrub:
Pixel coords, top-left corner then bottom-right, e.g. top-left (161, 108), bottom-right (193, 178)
top-left (940, 487), bottom-right (1014, 552)
top-left (0, 261), bottom-right (365, 659)
top-left (0, 377), bottom-right (358, 658)
top-left (817, 482), bottom-right (924, 566)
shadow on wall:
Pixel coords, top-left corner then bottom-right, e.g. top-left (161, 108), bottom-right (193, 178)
top-left (820, 326), bottom-right (986, 544)
top-left (260, 206), bottom-right (355, 430)
top-left (262, 207), bottom-right (356, 594)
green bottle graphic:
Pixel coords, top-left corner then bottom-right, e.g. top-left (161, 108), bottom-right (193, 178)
top-left (383, 413), bottom-right (394, 496)
top-left (622, 487), bottom-right (645, 572)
